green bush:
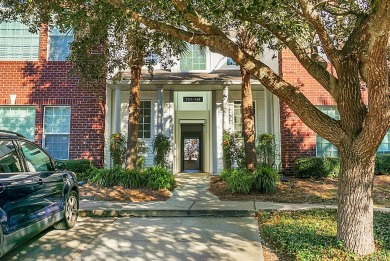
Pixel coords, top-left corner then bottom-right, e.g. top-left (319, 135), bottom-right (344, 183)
top-left (144, 165), bottom-right (175, 190)
top-left (253, 166), bottom-right (280, 194)
top-left (153, 134), bottom-right (171, 168)
top-left (294, 157), bottom-right (340, 178)
top-left (225, 169), bottom-right (253, 194)
top-left (256, 133), bottom-right (276, 168)
top-left (90, 166), bottom-right (122, 187)
top-left (61, 159), bottom-right (93, 174)
top-left (79, 166), bottom-right (174, 190)
top-left (109, 133), bottom-right (127, 167)
top-left (218, 169), bottom-right (232, 181)
top-left (375, 154), bottom-right (390, 174)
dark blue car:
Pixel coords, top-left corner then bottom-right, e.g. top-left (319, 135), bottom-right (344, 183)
top-left (0, 130), bottom-right (79, 257)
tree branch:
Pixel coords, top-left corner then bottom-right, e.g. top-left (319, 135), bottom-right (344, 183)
top-left (241, 15), bottom-right (340, 101)
top-left (170, 0), bottom-right (225, 36)
top-left (297, 0), bottom-right (340, 66)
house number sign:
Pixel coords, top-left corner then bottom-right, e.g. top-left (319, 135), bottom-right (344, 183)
top-left (183, 97), bottom-right (203, 102)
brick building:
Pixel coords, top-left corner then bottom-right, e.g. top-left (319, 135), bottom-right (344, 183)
top-left (0, 22), bottom-right (105, 166)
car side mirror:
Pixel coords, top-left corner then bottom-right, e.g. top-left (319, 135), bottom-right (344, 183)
top-left (55, 161), bottom-right (66, 171)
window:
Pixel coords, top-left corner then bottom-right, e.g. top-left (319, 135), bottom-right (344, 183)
top-left (316, 106), bottom-right (390, 156)
top-left (0, 107), bottom-right (36, 141)
top-left (20, 141), bottom-right (54, 172)
top-left (226, 57), bottom-right (237, 66)
top-left (0, 140), bottom-right (23, 173)
top-left (138, 101), bottom-right (151, 139)
top-left (233, 101), bottom-right (256, 138)
top-left (378, 130), bottom-right (390, 154)
top-left (316, 106), bottom-right (339, 157)
top-left (43, 106), bottom-right (70, 159)
top-left (180, 44), bottom-right (206, 71)
top-left (0, 21), bottom-right (40, 60)
top-left (48, 27), bottom-right (73, 61)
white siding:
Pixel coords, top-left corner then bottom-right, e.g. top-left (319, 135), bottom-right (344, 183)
top-left (260, 46), bottom-right (279, 74)
top-left (216, 101), bottom-right (224, 173)
top-left (104, 88), bottom-right (113, 168)
top-left (273, 96), bottom-right (282, 169)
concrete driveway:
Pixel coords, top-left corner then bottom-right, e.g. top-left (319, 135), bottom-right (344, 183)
top-left (2, 217), bottom-right (263, 261)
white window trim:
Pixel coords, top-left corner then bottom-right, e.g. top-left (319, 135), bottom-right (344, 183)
top-left (139, 100), bottom-right (153, 139)
top-left (43, 106), bottom-right (71, 160)
top-left (315, 106), bottom-right (339, 157)
top-left (179, 45), bottom-right (209, 73)
top-left (233, 100), bottom-right (257, 136)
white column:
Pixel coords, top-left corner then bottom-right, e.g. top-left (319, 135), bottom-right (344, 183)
top-left (114, 86), bottom-right (121, 133)
top-left (222, 85), bottom-right (230, 133)
top-left (264, 89), bottom-right (273, 133)
top-left (157, 86), bottom-right (164, 134)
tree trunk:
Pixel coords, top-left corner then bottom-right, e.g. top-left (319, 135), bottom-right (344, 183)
top-left (240, 66), bottom-right (257, 171)
top-left (337, 147), bottom-right (376, 256)
top-left (126, 62), bottom-right (142, 169)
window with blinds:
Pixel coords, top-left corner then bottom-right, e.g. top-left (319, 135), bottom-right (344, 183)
top-left (0, 21), bottom-right (40, 60)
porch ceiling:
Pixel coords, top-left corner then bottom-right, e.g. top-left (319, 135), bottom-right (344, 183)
top-left (107, 69), bottom-right (264, 91)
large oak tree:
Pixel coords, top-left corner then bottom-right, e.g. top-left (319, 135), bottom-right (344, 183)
top-left (107, 0), bottom-right (389, 256)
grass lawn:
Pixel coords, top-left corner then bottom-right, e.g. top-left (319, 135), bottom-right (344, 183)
top-left (209, 175), bottom-right (390, 207)
top-left (259, 209), bottom-right (390, 261)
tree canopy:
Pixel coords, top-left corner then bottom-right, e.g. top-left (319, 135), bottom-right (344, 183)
top-left (1, 0), bottom-right (389, 256)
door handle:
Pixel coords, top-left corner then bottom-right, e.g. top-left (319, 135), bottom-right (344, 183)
top-left (37, 179), bottom-right (43, 186)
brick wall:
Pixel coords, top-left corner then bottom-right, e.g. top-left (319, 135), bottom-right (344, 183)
top-left (0, 25), bottom-right (106, 166)
top-left (279, 49), bottom-right (334, 175)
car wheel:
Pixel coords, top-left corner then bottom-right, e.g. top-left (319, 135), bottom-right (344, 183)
top-left (54, 190), bottom-right (78, 230)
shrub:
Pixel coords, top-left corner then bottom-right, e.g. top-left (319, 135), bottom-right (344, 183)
top-left (222, 132), bottom-right (235, 170)
top-left (153, 134), bottom-right (171, 168)
top-left (375, 154), bottom-right (390, 174)
top-left (83, 166), bottom-right (174, 190)
top-left (253, 166), bottom-right (280, 194)
top-left (61, 159), bottom-right (93, 174)
top-left (225, 169), bottom-right (253, 194)
top-left (90, 166), bottom-right (123, 187)
top-left (294, 157), bottom-right (340, 178)
top-left (136, 139), bottom-right (148, 170)
top-left (119, 169), bottom-right (146, 188)
top-left (256, 133), bottom-right (276, 168)
top-left (144, 165), bottom-right (175, 190)
top-left (218, 169), bottom-right (232, 181)
top-left (109, 133), bottom-right (127, 167)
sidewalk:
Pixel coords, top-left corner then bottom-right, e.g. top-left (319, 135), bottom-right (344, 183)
top-left (79, 172), bottom-right (390, 217)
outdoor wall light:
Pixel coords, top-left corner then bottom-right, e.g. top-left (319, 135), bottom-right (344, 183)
top-left (10, 94), bottom-right (16, 105)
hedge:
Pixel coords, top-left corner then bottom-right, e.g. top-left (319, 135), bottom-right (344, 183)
top-left (294, 154), bottom-right (390, 178)
top-left (60, 159), bottom-right (93, 174)
top-left (294, 157), bottom-right (340, 178)
top-left (375, 154), bottom-right (390, 174)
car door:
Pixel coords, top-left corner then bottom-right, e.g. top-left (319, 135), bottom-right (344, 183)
top-left (18, 141), bottom-right (65, 221)
top-left (0, 140), bottom-right (35, 237)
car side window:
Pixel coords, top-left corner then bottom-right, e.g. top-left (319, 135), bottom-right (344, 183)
top-left (0, 140), bottom-right (23, 173)
top-left (20, 141), bottom-right (54, 172)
